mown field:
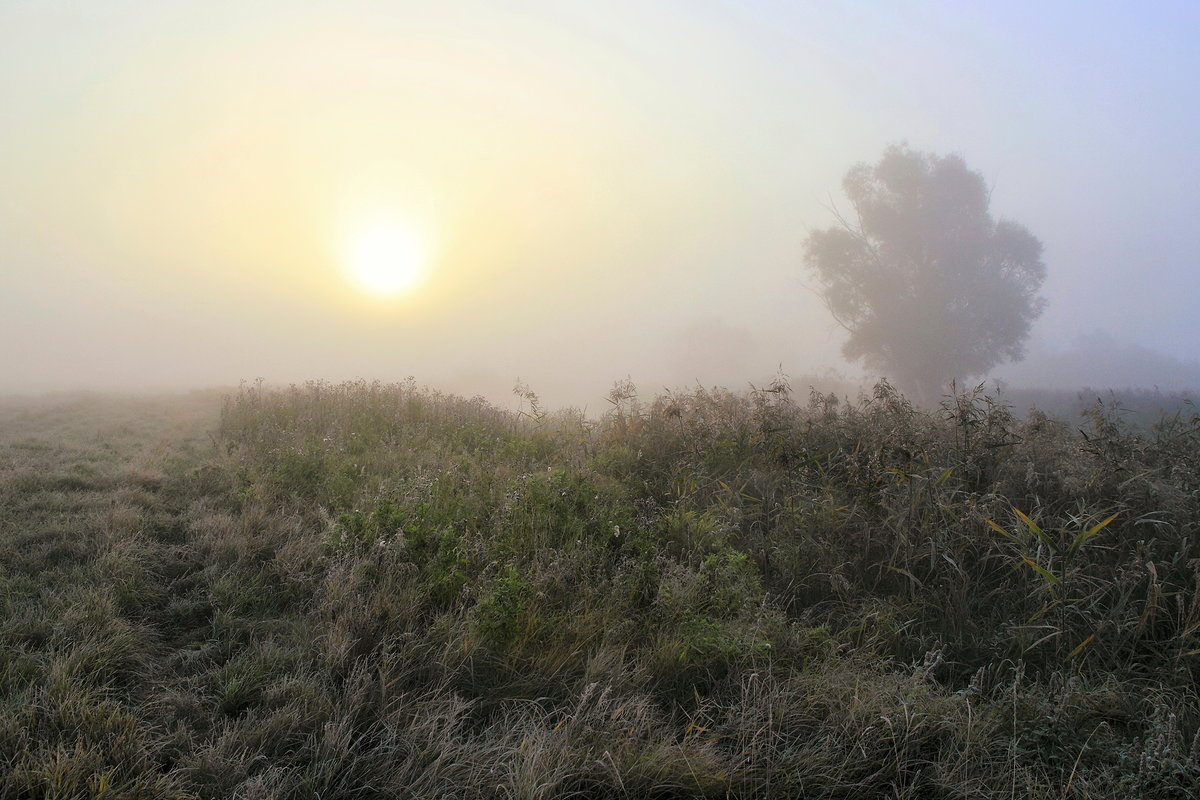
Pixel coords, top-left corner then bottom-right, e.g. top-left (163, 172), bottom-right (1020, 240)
top-left (2, 379), bottom-right (1199, 798)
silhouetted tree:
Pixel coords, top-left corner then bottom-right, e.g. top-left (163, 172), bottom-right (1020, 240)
top-left (805, 145), bottom-right (1046, 404)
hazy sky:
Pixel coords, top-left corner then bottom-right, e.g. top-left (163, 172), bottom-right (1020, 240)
top-left (3, 1), bottom-right (1198, 406)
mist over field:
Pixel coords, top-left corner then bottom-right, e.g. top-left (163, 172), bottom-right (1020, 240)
top-left (2, 1), bottom-right (1199, 409)
top-left (9, 6), bottom-right (1200, 796)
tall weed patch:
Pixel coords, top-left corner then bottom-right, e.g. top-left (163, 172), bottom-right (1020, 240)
top-left (3, 382), bottom-right (1200, 797)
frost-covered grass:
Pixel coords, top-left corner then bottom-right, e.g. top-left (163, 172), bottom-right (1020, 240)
top-left (3, 380), bottom-right (1199, 798)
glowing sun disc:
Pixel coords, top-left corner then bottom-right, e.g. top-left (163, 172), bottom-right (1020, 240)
top-left (346, 223), bottom-right (429, 297)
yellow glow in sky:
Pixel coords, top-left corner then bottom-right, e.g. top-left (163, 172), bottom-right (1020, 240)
top-left (343, 222), bottom-right (430, 298)
top-left (8, 1), bottom-right (1195, 398)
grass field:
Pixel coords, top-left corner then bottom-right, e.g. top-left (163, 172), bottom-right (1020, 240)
top-left (2, 379), bottom-right (1199, 798)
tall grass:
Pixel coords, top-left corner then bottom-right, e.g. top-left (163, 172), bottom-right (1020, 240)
top-left (2, 380), bottom-right (1199, 797)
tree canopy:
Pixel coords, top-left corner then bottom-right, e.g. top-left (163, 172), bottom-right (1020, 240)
top-left (805, 145), bottom-right (1047, 403)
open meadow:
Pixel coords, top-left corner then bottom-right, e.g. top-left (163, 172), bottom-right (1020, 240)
top-left (8, 2), bottom-right (1200, 797)
top-left (3, 380), bottom-right (1200, 798)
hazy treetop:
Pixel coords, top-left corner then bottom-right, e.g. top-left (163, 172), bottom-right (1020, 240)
top-left (805, 146), bottom-right (1046, 401)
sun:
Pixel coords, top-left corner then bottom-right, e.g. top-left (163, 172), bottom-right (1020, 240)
top-left (344, 222), bottom-right (430, 297)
